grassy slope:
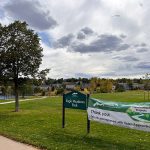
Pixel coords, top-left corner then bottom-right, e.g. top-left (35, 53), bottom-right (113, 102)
top-left (92, 90), bottom-right (147, 102)
top-left (0, 91), bottom-right (150, 150)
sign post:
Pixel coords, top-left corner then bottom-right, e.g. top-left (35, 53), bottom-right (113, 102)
top-left (62, 91), bottom-right (90, 133)
top-left (87, 94), bottom-right (90, 133)
top-left (62, 94), bottom-right (65, 128)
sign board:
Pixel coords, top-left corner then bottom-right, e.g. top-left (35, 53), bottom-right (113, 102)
top-left (62, 91), bottom-right (90, 133)
top-left (64, 91), bottom-right (87, 110)
top-left (88, 98), bottom-right (150, 132)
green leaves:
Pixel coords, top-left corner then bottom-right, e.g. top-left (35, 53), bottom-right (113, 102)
top-left (0, 20), bottom-right (43, 78)
top-left (0, 20), bottom-right (44, 111)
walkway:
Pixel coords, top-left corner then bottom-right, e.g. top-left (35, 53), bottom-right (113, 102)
top-left (0, 136), bottom-right (39, 150)
top-left (0, 97), bottom-right (47, 105)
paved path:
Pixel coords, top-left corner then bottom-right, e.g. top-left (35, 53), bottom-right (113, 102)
top-left (0, 136), bottom-right (39, 150)
top-left (0, 97), bottom-right (47, 105)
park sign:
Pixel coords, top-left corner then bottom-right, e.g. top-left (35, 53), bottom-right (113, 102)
top-left (62, 91), bottom-right (90, 133)
top-left (64, 91), bottom-right (87, 110)
top-left (87, 98), bottom-right (150, 132)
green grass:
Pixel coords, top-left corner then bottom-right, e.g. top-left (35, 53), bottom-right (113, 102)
top-left (92, 90), bottom-right (147, 102)
top-left (0, 91), bottom-right (150, 150)
top-left (0, 96), bottom-right (41, 103)
top-left (0, 100), bottom-right (13, 103)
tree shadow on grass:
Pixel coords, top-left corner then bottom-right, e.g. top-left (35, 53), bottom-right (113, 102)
top-left (44, 130), bottom-right (138, 150)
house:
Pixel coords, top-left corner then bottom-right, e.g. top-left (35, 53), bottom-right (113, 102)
top-left (132, 83), bottom-right (144, 90)
top-left (118, 83), bottom-right (130, 90)
top-left (80, 83), bottom-right (90, 90)
top-left (63, 82), bottom-right (76, 90)
top-left (51, 83), bottom-right (62, 88)
top-left (40, 85), bottom-right (50, 90)
top-left (66, 84), bottom-right (76, 90)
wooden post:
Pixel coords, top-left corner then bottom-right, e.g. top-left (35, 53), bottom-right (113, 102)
top-left (87, 94), bottom-right (90, 133)
top-left (62, 94), bottom-right (65, 128)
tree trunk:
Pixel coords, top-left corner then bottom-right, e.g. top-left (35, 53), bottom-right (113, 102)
top-left (14, 77), bottom-right (19, 112)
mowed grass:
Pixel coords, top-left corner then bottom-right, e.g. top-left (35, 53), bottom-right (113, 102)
top-left (0, 91), bottom-right (150, 150)
top-left (0, 96), bottom-right (41, 103)
top-left (93, 90), bottom-right (148, 102)
top-left (0, 100), bottom-right (11, 103)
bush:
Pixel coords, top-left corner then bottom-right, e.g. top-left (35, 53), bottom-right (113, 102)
top-left (56, 88), bottom-right (64, 95)
top-left (41, 91), bottom-right (46, 96)
top-left (34, 87), bottom-right (42, 93)
top-left (115, 84), bottom-right (125, 92)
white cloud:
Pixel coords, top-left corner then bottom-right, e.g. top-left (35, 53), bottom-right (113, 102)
top-left (0, 0), bottom-right (150, 78)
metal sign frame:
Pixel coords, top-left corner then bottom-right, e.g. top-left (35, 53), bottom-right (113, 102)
top-left (62, 91), bottom-right (90, 133)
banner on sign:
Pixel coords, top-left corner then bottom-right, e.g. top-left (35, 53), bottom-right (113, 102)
top-left (87, 98), bottom-right (150, 132)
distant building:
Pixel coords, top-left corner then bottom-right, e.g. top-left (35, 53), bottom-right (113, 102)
top-left (81, 83), bottom-right (90, 90)
top-left (132, 83), bottom-right (144, 90)
top-left (118, 83), bottom-right (130, 90)
top-left (66, 84), bottom-right (76, 90)
top-left (51, 84), bottom-right (62, 88)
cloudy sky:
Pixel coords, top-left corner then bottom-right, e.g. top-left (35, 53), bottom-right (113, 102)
top-left (0, 0), bottom-right (150, 79)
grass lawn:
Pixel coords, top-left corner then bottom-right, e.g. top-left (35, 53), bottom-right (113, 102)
top-left (92, 90), bottom-right (148, 102)
top-left (0, 91), bottom-right (150, 150)
top-left (0, 96), bottom-right (41, 103)
top-left (0, 100), bottom-right (14, 103)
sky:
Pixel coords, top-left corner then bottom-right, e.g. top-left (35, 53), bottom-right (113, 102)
top-left (0, 0), bottom-right (150, 79)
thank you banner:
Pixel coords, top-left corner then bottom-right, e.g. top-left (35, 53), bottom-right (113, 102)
top-left (87, 98), bottom-right (150, 132)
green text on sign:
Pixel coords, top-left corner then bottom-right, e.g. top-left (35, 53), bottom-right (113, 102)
top-left (64, 91), bottom-right (87, 110)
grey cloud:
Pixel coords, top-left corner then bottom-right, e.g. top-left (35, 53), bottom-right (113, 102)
top-left (120, 34), bottom-right (127, 39)
top-left (0, 9), bottom-right (5, 19)
top-left (134, 44), bottom-right (140, 47)
top-left (99, 72), bottom-right (117, 77)
top-left (4, 0), bottom-right (57, 30)
top-left (77, 27), bottom-right (94, 40)
top-left (70, 34), bottom-right (130, 53)
top-left (112, 13), bottom-right (140, 37)
top-left (75, 73), bottom-right (92, 78)
top-left (139, 3), bottom-right (143, 7)
top-left (113, 14), bottom-right (120, 17)
top-left (141, 43), bottom-right (147, 47)
top-left (134, 43), bottom-right (147, 48)
top-left (117, 44), bottom-right (130, 51)
top-left (77, 32), bottom-right (86, 40)
top-left (81, 27), bottom-right (94, 35)
top-left (136, 62), bottom-right (150, 69)
top-left (53, 34), bottom-right (74, 48)
top-left (137, 48), bottom-right (149, 53)
top-left (113, 56), bottom-right (139, 62)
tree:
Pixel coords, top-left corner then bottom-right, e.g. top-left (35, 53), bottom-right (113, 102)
top-left (99, 80), bottom-right (113, 93)
top-left (56, 87), bottom-right (64, 95)
top-left (143, 73), bottom-right (150, 100)
top-left (90, 77), bottom-right (97, 92)
top-left (115, 84), bottom-right (125, 92)
top-left (38, 68), bottom-right (50, 85)
top-left (19, 84), bottom-right (33, 98)
top-left (0, 21), bottom-right (44, 112)
top-left (143, 73), bottom-right (150, 90)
